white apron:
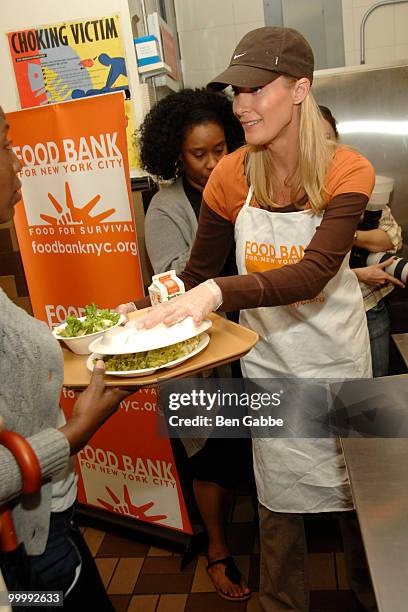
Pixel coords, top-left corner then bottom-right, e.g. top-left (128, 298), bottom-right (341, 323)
top-left (235, 187), bottom-right (371, 513)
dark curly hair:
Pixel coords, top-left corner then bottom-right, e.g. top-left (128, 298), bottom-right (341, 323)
top-left (139, 88), bottom-right (244, 181)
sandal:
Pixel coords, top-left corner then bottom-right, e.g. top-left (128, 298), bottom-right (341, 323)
top-left (206, 556), bottom-right (251, 602)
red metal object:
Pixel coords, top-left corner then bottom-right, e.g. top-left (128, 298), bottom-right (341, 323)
top-left (0, 431), bottom-right (42, 552)
top-left (0, 509), bottom-right (18, 553)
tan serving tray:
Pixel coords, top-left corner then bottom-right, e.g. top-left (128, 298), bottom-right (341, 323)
top-left (62, 312), bottom-right (259, 388)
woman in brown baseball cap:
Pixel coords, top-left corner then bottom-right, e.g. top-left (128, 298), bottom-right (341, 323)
top-left (129, 26), bottom-right (376, 611)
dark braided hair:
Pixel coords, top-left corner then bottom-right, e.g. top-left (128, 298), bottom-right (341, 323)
top-left (139, 88), bottom-right (244, 181)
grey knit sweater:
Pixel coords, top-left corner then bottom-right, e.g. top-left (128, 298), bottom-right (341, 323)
top-left (145, 178), bottom-right (198, 274)
top-left (0, 288), bottom-right (70, 555)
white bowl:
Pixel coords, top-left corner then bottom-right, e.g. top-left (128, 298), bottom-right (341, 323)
top-left (52, 314), bottom-right (125, 355)
top-left (89, 316), bottom-right (212, 355)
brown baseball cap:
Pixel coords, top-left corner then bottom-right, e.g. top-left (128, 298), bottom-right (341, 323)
top-left (207, 26), bottom-right (314, 90)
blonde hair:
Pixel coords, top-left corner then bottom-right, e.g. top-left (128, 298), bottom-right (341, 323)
top-left (245, 78), bottom-right (337, 213)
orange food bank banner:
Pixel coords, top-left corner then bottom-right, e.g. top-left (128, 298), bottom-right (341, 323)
top-left (8, 93), bottom-right (192, 534)
top-left (62, 387), bottom-right (192, 533)
top-left (8, 93), bottom-right (141, 322)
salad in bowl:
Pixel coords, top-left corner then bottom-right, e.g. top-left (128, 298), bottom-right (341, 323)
top-left (53, 304), bottom-right (125, 354)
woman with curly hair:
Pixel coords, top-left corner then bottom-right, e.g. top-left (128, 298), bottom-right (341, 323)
top-left (138, 89), bottom-right (251, 602)
top-left (140, 88), bottom-right (244, 274)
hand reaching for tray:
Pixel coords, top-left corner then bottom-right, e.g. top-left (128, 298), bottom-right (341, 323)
top-left (135, 280), bottom-right (223, 329)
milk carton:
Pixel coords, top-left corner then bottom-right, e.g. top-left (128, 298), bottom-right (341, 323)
top-left (148, 270), bottom-right (185, 306)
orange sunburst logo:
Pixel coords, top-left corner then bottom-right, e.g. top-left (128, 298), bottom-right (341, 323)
top-left (39, 181), bottom-right (116, 225)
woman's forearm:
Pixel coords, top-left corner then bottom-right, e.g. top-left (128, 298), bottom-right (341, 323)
top-left (354, 229), bottom-right (393, 252)
top-left (215, 192), bottom-right (368, 312)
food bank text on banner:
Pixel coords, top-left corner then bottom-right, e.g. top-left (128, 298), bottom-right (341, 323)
top-left (8, 93), bottom-right (142, 323)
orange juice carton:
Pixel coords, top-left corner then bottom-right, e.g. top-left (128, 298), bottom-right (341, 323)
top-left (148, 270), bottom-right (185, 306)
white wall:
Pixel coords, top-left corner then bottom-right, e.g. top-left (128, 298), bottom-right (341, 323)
top-left (342, 0), bottom-right (408, 66)
top-left (174, 0), bottom-right (265, 88)
top-left (174, 0), bottom-right (408, 82)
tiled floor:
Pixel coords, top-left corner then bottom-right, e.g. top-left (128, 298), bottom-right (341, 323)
top-left (78, 494), bottom-right (364, 612)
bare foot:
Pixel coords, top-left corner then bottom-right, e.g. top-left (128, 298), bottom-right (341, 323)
top-left (207, 556), bottom-right (251, 601)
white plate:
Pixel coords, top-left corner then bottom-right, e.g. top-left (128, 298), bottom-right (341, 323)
top-left (89, 316), bottom-right (212, 355)
top-left (87, 333), bottom-right (210, 377)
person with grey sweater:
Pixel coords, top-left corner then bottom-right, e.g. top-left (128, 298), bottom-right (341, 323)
top-left (145, 177), bottom-right (198, 274)
top-left (0, 106), bottom-right (128, 610)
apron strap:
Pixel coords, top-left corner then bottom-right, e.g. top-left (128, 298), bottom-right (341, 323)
top-left (244, 186), bottom-right (253, 208)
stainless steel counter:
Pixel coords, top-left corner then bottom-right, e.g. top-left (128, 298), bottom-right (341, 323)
top-left (341, 431), bottom-right (408, 610)
top-left (392, 333), bottom-right (408, 367)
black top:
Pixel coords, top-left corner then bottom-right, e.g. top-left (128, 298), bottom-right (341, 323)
top-left (183, 176), bottom-right (202, 220)
top-left (182, 176), bottom-right (238, 280)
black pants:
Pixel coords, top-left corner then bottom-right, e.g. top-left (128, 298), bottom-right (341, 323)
top-left (27, 506), bottom-right (113, 611)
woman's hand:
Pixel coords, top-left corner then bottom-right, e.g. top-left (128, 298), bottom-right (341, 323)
top-left (115, 302), bottom-right (137, 322)
top-left (354, 259), bottom-right (405, 288)
top-left (61, 361), bottom-right (129, 454)
top-left (136, 280), bottom-right (223, 329)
